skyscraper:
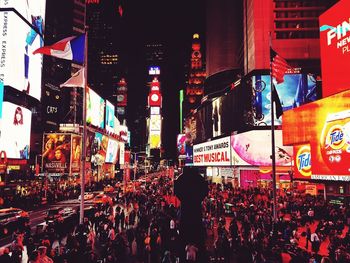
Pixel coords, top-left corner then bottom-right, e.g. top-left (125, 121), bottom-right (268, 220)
top-left (87, 0), bottom-right (122, 100)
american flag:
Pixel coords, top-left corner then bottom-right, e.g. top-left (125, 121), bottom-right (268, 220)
top-left (270, 48), bottom-right (291, 84)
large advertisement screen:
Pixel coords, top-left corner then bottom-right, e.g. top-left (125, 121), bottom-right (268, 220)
top-left (319, 0), bottom-right (350, 97)
top-left (86, 87), bottom-right (105, 128)
top-left (0, 0), bottom-right (46, 101)
top-left (252, 74), bottom-right (317, 126)
top-left (283, 90), bottom-right (350, 180)
top-left (0, 102), bottom-right (31, 159)
top-left (70, 135), bottom-right (81, 174)
top-left (193, 136), bottom-right (231, 166)
top-left (231, 130), bottom-right (293, 166)
top-left (42, 133), bottom-right (71, 174)
top-left (105, 138), bottom-right (119, 164)
top-left (105, 100), bottom-right (115, 133)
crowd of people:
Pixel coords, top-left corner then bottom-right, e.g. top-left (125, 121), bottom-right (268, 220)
top-left (1, 169), bottom-right (350, 262)
top-left (202, 183), bottom-right (350, 263)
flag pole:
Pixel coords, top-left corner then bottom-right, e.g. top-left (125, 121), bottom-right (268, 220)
top-left (269, 32), bottom-right (278, 224)
top-left (79, 12), bottom-right (88, 226)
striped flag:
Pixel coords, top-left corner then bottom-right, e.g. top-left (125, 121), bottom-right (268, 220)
top-left (33, 34), bottom-right (85, 64)
top-left (270, 48), bottom-right (291, 84)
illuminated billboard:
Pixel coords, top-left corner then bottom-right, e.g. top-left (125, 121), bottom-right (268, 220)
top-left (150, 114), bottom-right (161, 131)
top-left (212, 97), bottom-right (222, 137)
top-left (0, 0), bottom-right (46, 101)
top-left (70, 135), bottom-right (81, 174)
top-left (0, 102), bottom-right (31, 159)
top-left (106, 138), bottom-right (119, 164)
top-left (150, 131), bottom-right (161, 149)
top-left (148, 66), bottom-right (160, 75)
top-left (119, 142), bottom-right (125, 165)
top-left (319, 0), bottom-right (350, 97)
top-left (91, 132), bottom-right (108, 165)
top-left (193, 136), bottom-right (231, 166)
top-left (283, 90), bottom-right (350, 180)
top-left (252, 74), bottom-right (317, 126)
top-left (150, 107), bottom-right (160, 115)
top-left (293, 144), bottom-right (312, 180)
top-left (86, 87), bottom-right (105, 128)
top-left (105, 100), bottom-right (115, 133)
top-left (42, 133), bottom-right (71, 174)
top-left (231, 130), bottom-right (293, 166)
top-left (177, 134), bottom-right (186, 157)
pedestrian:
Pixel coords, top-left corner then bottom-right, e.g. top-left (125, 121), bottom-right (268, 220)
top-left (305, 224), bottom-right (311, 250)
top-left (311, 231), bottom-right (321, 254)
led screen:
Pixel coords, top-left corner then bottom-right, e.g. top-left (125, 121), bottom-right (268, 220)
top-left (231, 130), bottom-right (293, 166)
top-left (252, 74), bottom-right (317, 126)
top-left (185, 145), bottom-right (193, 165)
top-left (150, 107), bottom-right (160, 115)
top-left (319, 0), bottom-right (350, 97)
top-left (0, 0), bottom-right (46, 100)
top-left (85, 130), bottom-right (95, 162)
top-left (177, 134), bottom-right (186, 157)
top-left (148, 66), bottom-right (160, 75)
top-left (105, 138), bottom-right (119, 164)
top-left (293, 144), bottom-right (312, 180)
top-left (42, 133), bottom-right (71, 174)
top-left (105, 100), bottom-right (115, 133)
top-left (70, 135), bottom-right (81, 174)
top-left (0, 102), bottom-right (31, 159)
top-left (86, 87), bottom-right (105, 128)
top-left (150, 131), bottom-right (161, 149)
top-left (150, 114), bottom-right (161, 131)
top-left (91, 132), bottom-right (108, 165)
top-left (283, 90), bottom-right (350, 179)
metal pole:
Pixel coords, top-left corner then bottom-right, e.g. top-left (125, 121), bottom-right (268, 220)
top-left (79, 8), bottom-right (88, 224)
top-left (269, 32), bottom-right (278, 224)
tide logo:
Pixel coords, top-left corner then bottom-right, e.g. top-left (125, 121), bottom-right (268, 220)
top-left (325, 125), bottom-right (345, 150)
top-left (296, 145), bottom-right (311, 177)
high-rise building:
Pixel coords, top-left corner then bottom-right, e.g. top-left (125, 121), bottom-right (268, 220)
top-left (86, 0), bottom-right (121, 99)
top-left (243, 0), bottom-right (337, 74)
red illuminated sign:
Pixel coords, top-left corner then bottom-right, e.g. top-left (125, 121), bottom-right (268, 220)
top-left (320, 0), bottom-right (350, 97)
top-left (148, 91), bottom-right (162, 107)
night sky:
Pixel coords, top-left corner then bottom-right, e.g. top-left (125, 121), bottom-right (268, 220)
top-left (118, 0), bottom-right (206, 159)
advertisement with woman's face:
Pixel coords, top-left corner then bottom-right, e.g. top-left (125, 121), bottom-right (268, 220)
top-left (0, 102), bottom-right (31, 159)
top-left (0, 0), bottom-right (46, 101)
top-left (71, 135), bottom-right (81, 174)
top-left (42, 133), bottom-right (71, 174)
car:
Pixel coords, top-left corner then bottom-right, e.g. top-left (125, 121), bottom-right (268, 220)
top-left (78, 192), bottom-right (95, 201)
top-left (0, 208), bottom-right (29, 235)
top-left (103, 185), bottom-right (115, 193)
top-left (93, 194), bottom-right (113, 206)
top-left (45, 207), bottom-right (64, 223)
